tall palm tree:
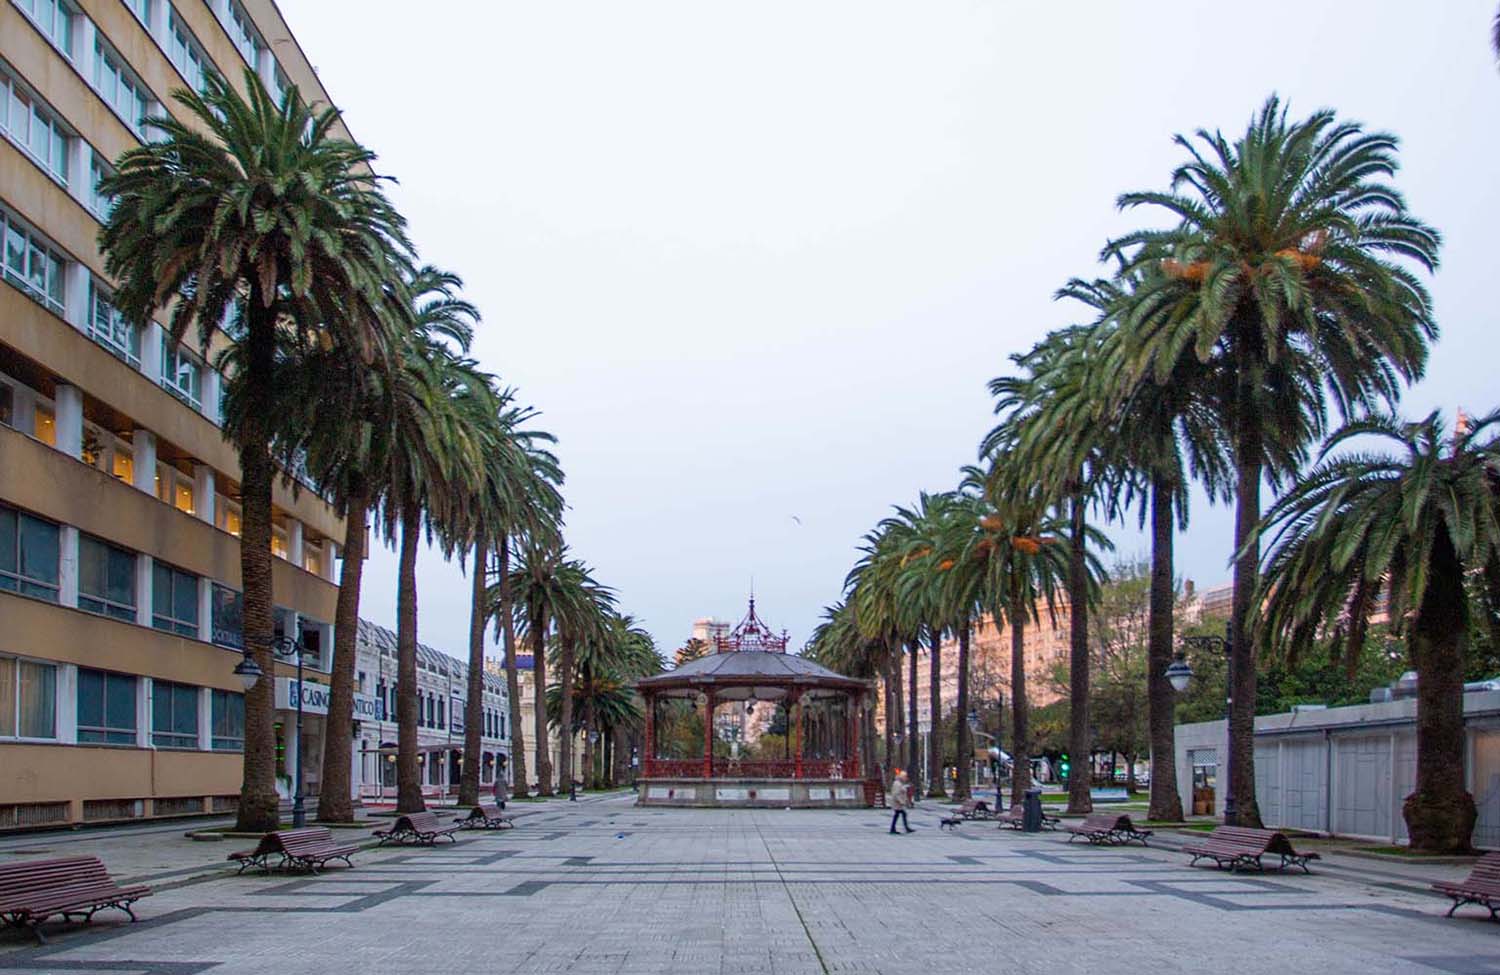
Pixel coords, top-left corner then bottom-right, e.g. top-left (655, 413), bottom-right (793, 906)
top-left (99, 69), bottom-right (410, 831)
top-left (1109, 97), bottom-right (1440, 824)
top-left (456, 393), bottom-right (562, 806)
top-left (548, 561), bottom-right (615, 793)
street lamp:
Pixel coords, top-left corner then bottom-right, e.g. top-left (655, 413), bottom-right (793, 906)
top-left (1177, 621), bottom-right (1234, 824)
top-left (230, 635), bottom-right (313, 827)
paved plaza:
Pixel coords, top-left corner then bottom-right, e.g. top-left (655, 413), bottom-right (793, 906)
top-left (1, 793), bottom-right (1498, 974)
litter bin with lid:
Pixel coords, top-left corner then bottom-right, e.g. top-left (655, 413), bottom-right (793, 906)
top-left (1022, 787), bottom-right (1044, 832)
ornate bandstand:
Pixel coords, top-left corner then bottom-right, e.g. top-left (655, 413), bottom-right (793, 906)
top-left (636, 597), bottom-right (873, 808)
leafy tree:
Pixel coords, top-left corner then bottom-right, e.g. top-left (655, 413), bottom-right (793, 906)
top-left (674, 638), bottom-right (712, 667)
top-left (99, 69), bottom-right (410, 831)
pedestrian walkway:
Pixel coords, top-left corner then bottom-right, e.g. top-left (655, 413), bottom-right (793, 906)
top-left (0, 795), bottom-right (1496, 974)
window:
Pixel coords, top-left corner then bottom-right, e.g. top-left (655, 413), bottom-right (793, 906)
top-left (77, 668), bottom-right (137, 744)
top-left (270, 525), bottom-right (287, 560)
top-left (0, 657), bottom-right (56, 738)
top-left (93, 40), bottom-right (150, 136)
top-left (0, 383), bottom-right (12, 428)
top-left (269, 65), bottom-right (290, 108)
top-left (160, 338), bottom-right (202, 408)
top-left (156, 463), bottom-right (195, 515)
top-left (89, 279), bottom-right (142, 366)
top-left (16, 0), bottom-right (75, 57)
top-left (211, 583), bottom-right (242, 649)
top-left (123, 0), bottom-right (151, 26)
top-left (216, 498), bottom-right (241, 536)
top-left (437, 696), bottom-right (445, 730)
top-left (211, 689), bottom-right (243, 750)
top-left (303, 545), bottom-right (322, 577)
top-left (32, 404), bottom-right (55, 446)
top-left (2, 209), bottom-right (67, 314)
top-left (152, 561), bottom-right (199, 637)
top-left (111, 444), bottom-right (134, 484)
top-left (0, 505), bottom-right (60, 601)
top-left (151, 680), bottom-right (198, 748)
top-left (223, 0), bottom-right (261, 65)
top-left (1, 69), bottom-right (70, 184)
top-left (167, 13), bottom-right (211, 94)
top-left (88, 155), bottom-right (116, 220)
top-left (78, 533), bottom-right (136, 621)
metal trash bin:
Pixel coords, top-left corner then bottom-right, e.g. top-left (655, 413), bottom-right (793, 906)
top-left (1022, 787), bottom-right (1043, 832)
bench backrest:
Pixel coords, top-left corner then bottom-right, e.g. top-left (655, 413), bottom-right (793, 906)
top-left (1462, 851), bottom-right (1500, 884)
top-left (0, 856), bottom-right (113, 900)
top-left (401, 811), bottom-right (442, 832)
top-left (274, 827), bottom-right (336, 852)
top-left (1207, 826), bottom-right (1286, 852)
top-left (1081, 813), bottom-right (1126, 829)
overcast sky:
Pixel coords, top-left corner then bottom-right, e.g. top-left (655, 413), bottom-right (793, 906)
top-left (278, 1), bottom-right (1500, 662)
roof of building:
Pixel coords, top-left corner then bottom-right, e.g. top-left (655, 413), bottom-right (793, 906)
top-left (636, 650), bottom-right (865, 697)
top-left (358, 619), bottom-right (506, 697)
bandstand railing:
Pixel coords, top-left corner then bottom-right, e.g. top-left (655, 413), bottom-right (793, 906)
top-left (642, 757), bottom-right (859, 779)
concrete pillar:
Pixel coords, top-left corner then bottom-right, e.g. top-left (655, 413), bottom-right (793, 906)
top-left (136, 677), bottom-right (151, 748)
top-left (287, 519), bottom-right (304, 568)
top-left (76, 20), bottom-right (96, 82)
top-left (53, 385), bottom-right (83, 458)
top-left (198, 687), bottom-right (213, 750)
top-left (63, 264), bottom-right (89, 332)
top-left (193, 464), bottom-right (215, 524)
top-left (58, 524), bottom-right (79, 608)
top-left (141, 323), bottom-right (164, 385)
top-left (197, 576), bottom-right (214, 644)
top-left (325, 540), bottom-right (339, 583)
top-left (131, 429), bottom-right (156, 494)
top-left (135, 553), bottom-right (153, 627)
top-left (57, 664), bottom-right (78, 744)
top-left (67, 139), bottom-right (92, 211)
top-left (257, 46), bottom-right (277, 92)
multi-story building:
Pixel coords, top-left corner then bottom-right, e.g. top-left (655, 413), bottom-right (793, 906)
top-left (356, 620), bottom-right (509, 801)
top-left (0, 0), bottom-right (356, 829)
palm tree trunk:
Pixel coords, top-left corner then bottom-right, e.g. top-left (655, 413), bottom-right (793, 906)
top-left (926, 628), bottom-right (945, 798)
top-left (1010, 610), bottom-right (1030, 809)
top-left (611, 723), bottom-right (628, 786)
top-left (954, 619), bottom-right (971, 800)
top-left (906, 641), bottom-right (919, 778)
top-left (1147, 473), bottom-right (1185, 822)
top-left (581, 693), bottom-right (596, 789)
top-left (234, 311), bottom-right (279, 833)
top-left (1229, 382), bottom-right (1263, 828)
top-left (458, 537), bottom-right (488, 807)
top-left (1403, 531), bottom-right (1478, 851)
top-left (559, 633), bottom-right (575, 794)
top-left (890, 648), bottom-right (903, 782)
top-left (395, 499), bottom-right (425, 814)
top-left (316, 476), bottom-right (369, 823)
top-left (497, 537), bottom-right (529, 797)
top-left (1067, 493), bottom-right (1093, 815)
top-left (531, 604), bottom-right (554, 796)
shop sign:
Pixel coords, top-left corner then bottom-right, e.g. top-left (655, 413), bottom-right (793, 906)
top-left (275, 677), bottom-right (382, 720)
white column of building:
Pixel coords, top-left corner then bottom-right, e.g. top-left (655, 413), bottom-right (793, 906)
top-left (201, 368), bottom-right (221, 425)
top-left (198, 688), bottom-right (213, 751)
top-left (135, 553), bottom-right (153, 627)
top-left (256, 46), bottom-right (277, 91)
top-left (53, 385), bottom-right (83, 458)
top-left (132, 429), bottom-right (156, 494)
top-left (197, 577), bottom-right (215, 644)
top-left (325, 540), bottom-right (339, 583)
top-left (56, 664), bottom-right (78, 744)
top-left (286, 519), bottom-right (304, 569)
top-left (136, 677), bottom-right (152, 748)
top-left (62, 265), bottom-right (90, 334)
top-left (141, 323), bottom-right (164, 386)
top-left (193, 464), bottom-right (215, 524)
top-left (66, 139), bottom-right (93, 211)
top-left (58, 524), bottom-right (80, 608)
top-left (76, 19), bottom-right (97, 90)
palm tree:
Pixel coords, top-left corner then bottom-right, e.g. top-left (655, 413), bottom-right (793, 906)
top-left (99, 69), bottom-right (410, 831)
top-left (846, 524), bottom-right (920, 781)
top-left (1109, 97), bottom-right (1440, 824)
top-left (548, 561), bottom-right (615, 793)
top-left (1257, 411), bottom-right (1500, 852)
top-left (455, 393), bottom-right (562, 806)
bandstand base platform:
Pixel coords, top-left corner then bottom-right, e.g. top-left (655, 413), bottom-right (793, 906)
top-left (636, 777), bottom-right (868, 808)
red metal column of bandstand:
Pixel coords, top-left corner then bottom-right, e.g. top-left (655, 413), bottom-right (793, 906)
top-left (643, 693), bottom-right (655, 778)
top-left (701, 690), bottom-right (715, 779)
top-left (792, 689), bottom-right (804, 779)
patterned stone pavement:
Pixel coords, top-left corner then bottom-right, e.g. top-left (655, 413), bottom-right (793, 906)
top-left (2, 793), bottom-right (1499, 974)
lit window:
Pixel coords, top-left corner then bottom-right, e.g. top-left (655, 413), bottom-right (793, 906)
top-left (1, 70), bottom-right (71, 184)
top-left (0, 656), bottom-right (57, 739)
top-left (271, 527), bottom-right (287, 559)
top-left (0, 505), bottom-right (60, 602)
top-left (0, 383), bottom-right (12, 428)
top-left (303, 545), bottom-right (322, 577)
top-left (77, 668), bottom-right (137, 745)
top-left (89, 279), bottom-right (142, 366)
top-left (216, 498), bottom-right (242, 536)
top-left (112, 445), bottom-right (133, 483)
top-left (151, 680), bottom-right (199, 748)
top-left (211, 583), bottom-right (243, 649)
top-left (156, 463), bottom-right (195, 514)
top-left (2, 210), bottom-right (67, 315)
top-left (16, 0), bottom-right (75, 58)
top-left (152, 561), bottom-right (199, 637)
top-left (33, 404), bottom-right (55, 446)
top-left (78, 533), bottom-right (137, 622)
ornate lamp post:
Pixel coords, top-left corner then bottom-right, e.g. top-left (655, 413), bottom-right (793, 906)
top-left (230, 634), bottom-right (313, 827)
top-left (967, 690), bottom-right (1005, 811)
top-left (1172, 621), bottom-right (1234, 824)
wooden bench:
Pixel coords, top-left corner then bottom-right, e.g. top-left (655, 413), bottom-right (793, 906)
top-left (998, 803), bottom-right (1061, 831)
top-left (373, 810), bottom-right (462, 846)
top-left (0, 856), bottom-right (150, 941)
top-left (228, 827), bottom-right (359, 874)
top-left (956, 798), bottom-right (997, 821)
top-left (1432, 850), bottom-right (1500, 919)
top-left (1066, 813), bottom-right (1153, 846)
top-left (456, 802), bottom-right (514, 830)
top-left (1183, 826), bottom-right (1321, 873)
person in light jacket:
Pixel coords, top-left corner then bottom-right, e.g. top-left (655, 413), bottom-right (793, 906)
top-left (888, 770), bottom-right (914, 834)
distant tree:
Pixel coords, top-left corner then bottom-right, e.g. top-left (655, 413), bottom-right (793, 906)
top-left (674, 638), bottom-right (712, 668)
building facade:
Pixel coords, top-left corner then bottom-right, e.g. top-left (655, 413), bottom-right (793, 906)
top-left (1, 0), bottom-right (354, 828)
top-left (355, 620), bottom-right (509, 801)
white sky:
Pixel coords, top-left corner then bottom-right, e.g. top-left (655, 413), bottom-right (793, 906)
top-left (277, 1), bottom-right (1500, 661)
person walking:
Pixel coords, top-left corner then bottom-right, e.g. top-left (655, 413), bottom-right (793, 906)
top-left (492, 770), bottom-right (509, 810)
top-left (888, 770), bottom-right (914, 834)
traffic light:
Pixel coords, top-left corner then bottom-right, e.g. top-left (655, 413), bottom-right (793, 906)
top-left (1059, 753), bottom-right (1071, 779)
